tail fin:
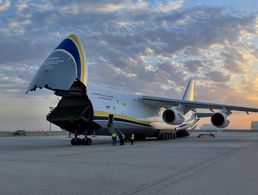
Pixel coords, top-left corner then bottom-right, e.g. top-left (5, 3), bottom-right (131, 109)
top-left (27, 34), bottom-right (87, 93)
top-left (182, 79), bottom-right (195, 101)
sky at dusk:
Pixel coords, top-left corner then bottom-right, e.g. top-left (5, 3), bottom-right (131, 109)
top-left (0, 0), bottom-right (258, 131)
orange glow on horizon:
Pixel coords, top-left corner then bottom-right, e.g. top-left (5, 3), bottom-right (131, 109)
top-left (199, 113), bottom-right (258, 129)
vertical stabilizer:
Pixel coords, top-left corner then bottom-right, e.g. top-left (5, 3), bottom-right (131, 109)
top-left (182, 79), bottom-right (195, 101)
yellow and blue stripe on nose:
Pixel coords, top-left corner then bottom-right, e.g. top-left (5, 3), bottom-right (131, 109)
top-left (55, 34), bottom-right (86, 84)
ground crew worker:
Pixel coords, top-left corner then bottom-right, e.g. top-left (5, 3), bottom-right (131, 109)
top-left (112, 132), bottom-right (117, 146)
top-left (122, 133), bottom-right (126, 145)
top-left (120, 133), bottom-right (125, 145)
top-left (130, 133), bottom-right (135, 145)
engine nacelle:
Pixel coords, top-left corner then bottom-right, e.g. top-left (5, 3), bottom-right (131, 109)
top-left (162, 108), bottom-right (185, 125)
top-left (211, 111), bottom-right (230, 128)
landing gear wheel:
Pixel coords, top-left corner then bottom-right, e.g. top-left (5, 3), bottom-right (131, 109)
top-left (81, 138), bottom-right (87, 145)
top-left (81, 138), bottom-right (92, 145)
top-left (86, 138), bottom-right (92, 145)
top-left (71, 138), bottom-right (76, 145)
top-left (76, 138), bottom-right (81, 145)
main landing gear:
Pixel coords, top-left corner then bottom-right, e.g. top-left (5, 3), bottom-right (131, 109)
top-left (71, 138), bottom-right (92, 145)
top-left (71, 130), bottom-right (92, 145)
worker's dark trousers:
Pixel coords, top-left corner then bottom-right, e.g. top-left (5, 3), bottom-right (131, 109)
top-left (112, 139), bottom-right (117, 146)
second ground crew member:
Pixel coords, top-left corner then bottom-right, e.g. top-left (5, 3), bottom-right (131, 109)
top-left (120, 133), bottom-right (125, 145)
top-left (112, 132), bottom-right (117, 146)
top-left (130, 133), bottom-right (135, 145)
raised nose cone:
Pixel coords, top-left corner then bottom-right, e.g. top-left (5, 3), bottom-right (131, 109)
top-left (27, 34), bottom-right (86, 93)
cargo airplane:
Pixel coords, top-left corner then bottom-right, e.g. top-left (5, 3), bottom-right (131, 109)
top-left (26, 34), bottom-right (258, 145)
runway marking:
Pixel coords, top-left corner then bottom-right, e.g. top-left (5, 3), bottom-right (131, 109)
top-left (120, 146), bottom-right (242, 195)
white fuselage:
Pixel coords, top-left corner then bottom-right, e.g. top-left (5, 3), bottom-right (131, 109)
top-left (87, 84), bottom-right (196, 137)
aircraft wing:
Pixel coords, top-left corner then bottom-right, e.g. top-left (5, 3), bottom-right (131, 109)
top-left (195, 112), bottom-right (214, 117)
top-left (141, 95), bottom-right (258, 113)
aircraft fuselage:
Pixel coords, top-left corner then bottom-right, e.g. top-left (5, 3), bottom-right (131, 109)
top-left (88, 84), bottom-right (162, 137)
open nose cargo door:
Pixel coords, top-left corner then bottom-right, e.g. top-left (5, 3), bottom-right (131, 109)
top-left (27, 34), bottom-right (100, 134)
top-left (27, 34), bottom-right (87, 93)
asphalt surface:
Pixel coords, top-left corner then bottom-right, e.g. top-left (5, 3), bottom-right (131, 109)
top-left (0, 132), bottom-right (258, 195)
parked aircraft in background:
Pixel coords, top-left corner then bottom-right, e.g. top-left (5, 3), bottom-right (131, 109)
top-left (26, 34), bottom-right (258, 145)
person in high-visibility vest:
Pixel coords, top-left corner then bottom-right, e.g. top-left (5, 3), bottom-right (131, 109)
top-left (122, 133), bottom-right (126, 145)
top-left (111, 132), bottom-right (117, 146)
top-left (130, 133), bottom-right (135, 145)
top-left (120, 133), bottom-right (125, 145)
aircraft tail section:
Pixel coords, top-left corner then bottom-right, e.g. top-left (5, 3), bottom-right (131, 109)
top-left (26, 34), bottom-right (87, 93)
top-left (182, 79), bottom-right (195, 101)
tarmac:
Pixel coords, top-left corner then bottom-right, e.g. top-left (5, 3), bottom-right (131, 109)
top-left (0, 131), bottom-right (258, 195)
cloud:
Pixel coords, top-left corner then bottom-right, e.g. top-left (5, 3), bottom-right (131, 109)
top-left (253, 48), bottom-right (258, 59)
top-left (1, 2), bottom-right (257, 91)
top-left (16, 0), bottom-right (28, 11)
top-left (206, 71), bottom-right (231, 82)
top-left (0, 0), bottom-right (10, 11)
top-left (58, 1), bottom-right (148, 14)
top-left (184, 60), bottom-right (203, 73)
top-left (153, 0), bottom-right (184, 13)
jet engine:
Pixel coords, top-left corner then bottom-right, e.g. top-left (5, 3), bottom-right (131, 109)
top-left (211, 111), bottom-right (230, 128)
top-left (162, 108), bottom-right (185, 125)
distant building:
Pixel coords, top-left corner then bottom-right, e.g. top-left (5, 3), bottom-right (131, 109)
top-left (251, 121), bottom-right (258, 130)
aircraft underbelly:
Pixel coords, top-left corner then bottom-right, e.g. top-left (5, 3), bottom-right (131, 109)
top-left (94, 120), bottom-right (157, 137)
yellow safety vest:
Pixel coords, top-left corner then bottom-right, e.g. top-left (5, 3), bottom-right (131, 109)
top-left (131, 134), bottom-right (135, 140)
top-left (112, 133), bottom-right (117, 139)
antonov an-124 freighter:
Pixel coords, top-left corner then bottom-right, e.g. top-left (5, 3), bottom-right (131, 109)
top-left (26, 34), bottom-right (258, 145)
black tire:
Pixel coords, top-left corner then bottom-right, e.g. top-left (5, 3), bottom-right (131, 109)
top-left (86, 138), bottom-right (92, 145)
top-left (71, 138), bottom-right (76, 145)
top-left (76, 138), bottom-right (81, 145)
top-left (81, 138), bottom-right (87, 145)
